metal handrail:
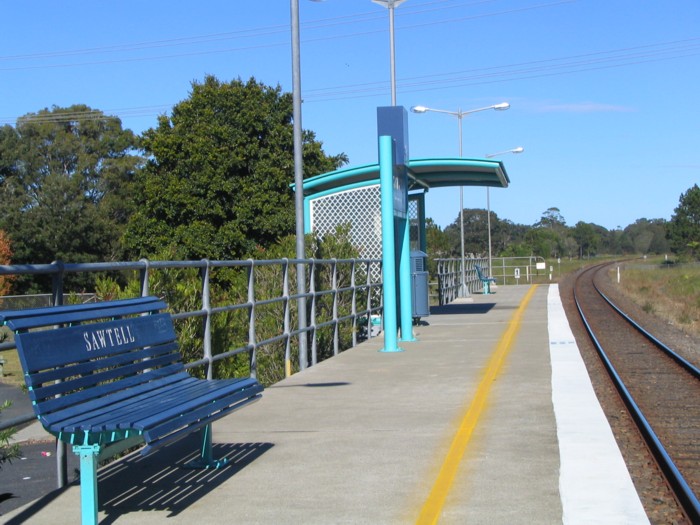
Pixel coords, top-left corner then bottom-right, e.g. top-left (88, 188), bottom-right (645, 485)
top-left (0, 256), bottom-right (383, 489)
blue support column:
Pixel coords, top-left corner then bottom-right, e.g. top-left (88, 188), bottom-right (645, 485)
top-left (74, 444), bottom-right (100, 525)
top-left (379, 135), bottom-right (403, 352)
top-left (398, 215), bottom-right (416, 342)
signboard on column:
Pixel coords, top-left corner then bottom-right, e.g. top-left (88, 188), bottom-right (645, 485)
top-left (377, 106), bottom-right (408, 218)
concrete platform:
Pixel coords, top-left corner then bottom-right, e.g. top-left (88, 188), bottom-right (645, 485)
top-left (1, 284), bottom-right (647, 524)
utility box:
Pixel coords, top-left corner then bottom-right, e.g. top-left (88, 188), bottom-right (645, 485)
top-left (410, 250), bottom-right (430, 319)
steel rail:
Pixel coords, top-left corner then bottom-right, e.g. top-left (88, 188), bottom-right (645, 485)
top-left (573, 264), bottom-right (700, 523)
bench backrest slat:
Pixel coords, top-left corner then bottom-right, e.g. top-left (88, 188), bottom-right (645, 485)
top-left (15, 313), bottom-right (176, 373)
top-left (28, 344), bottom-right (182, 405)
top-left (0, 297), bottom-right (167, 331)
top-left (25, 341), bottom-right (181, 389)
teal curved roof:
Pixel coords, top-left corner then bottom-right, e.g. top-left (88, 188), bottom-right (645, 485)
top-left (299, 157), bottom-right (510, 196)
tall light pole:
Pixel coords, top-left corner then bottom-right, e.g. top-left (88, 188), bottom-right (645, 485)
top-left (290, 0), bottom-right (307, 371)
top-left (372, 0), bottom-right (407, 105)
top-left (411, 103), bottom-right (510, 297)
top-left (485, 147), bottom-right (524, 279)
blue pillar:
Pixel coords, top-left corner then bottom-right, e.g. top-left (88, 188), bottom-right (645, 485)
top-left (75, 444), bottom-right (100, 525)
top-left (379, 135), bottom-right (403, 352)
top-left (398, 214), bottom-right (415, 342)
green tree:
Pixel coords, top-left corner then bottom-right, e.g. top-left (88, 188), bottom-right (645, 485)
top-left (124, 76), bottom-right (347, 261)
top-left (0, 106), bottom-right (142, 286)
top-left (535, 207), bottom-right (567, 231)
top-left (0, 230), bottom-right (13, 295)
top-left (525, 227), bottom-right (560, 258)
top-left (573, 221), bottom-right (600, 258)
top-left (621, 218), bottom-right (669, 255)
top-left (668, 184), bottom-right (700, 259)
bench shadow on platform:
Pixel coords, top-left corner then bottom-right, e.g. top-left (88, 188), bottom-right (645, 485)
top-left (5, 434), bottom-right (273, 525)
top-left (430, 302), bottom-right (496, 315)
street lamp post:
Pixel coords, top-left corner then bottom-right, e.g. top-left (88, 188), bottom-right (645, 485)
top-left (411, 103), bottom-right (510, 298)
top-left (372, 0), bottom-right (407, 105)
top-left (290, 0), bottom-right (308, 371)
top-left (485, 147), bottom-right (524, 280)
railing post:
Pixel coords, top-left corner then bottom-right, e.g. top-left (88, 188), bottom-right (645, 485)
top-left (51, 260), bottom-right (64, 307)
top-left (282, 258), bottom-right (292, 378)
top-left (50, 260), bottom-right (68, 489)
top-left (201, 259), bottom-right (213, 380)
top-left (351, 259), bottom-right (357, 347)
top-left (309, 259), bottom-right (317, 366)
top-left (139, 258), bottom-right (150, 297)
top-left (332, 259), bottom-right (339, 356)
top-left (247, 260), bottom-right (257, 379)
top-left (366, 260), bottom-right (373, 338)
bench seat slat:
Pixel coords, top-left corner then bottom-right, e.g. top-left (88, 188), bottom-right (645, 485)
top-left (139, 393), bottom-right (259, 457)
top-left (39, 367), bottom-right (190, 428)
top-left (0, 296), bottom-right (166, 331)
top-left (142, 381), bottom-right (263, 442)
top-left (47, 375), bottom-right (200, 433)
top-left (69, 377), bottom-right (251, 432)
top-left (47, 377), bottom-right (261, 436)
top-left (119, 377), bottom-right (260, 431)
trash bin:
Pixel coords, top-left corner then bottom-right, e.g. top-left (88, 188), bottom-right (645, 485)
top-left (410, 250), bottom-right (430, 319)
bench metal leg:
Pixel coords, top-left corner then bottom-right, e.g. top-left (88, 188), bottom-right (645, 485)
top-left (184, 424), bottom-right (229, 470)
top-left (74, 444), bottom-right (100, 525)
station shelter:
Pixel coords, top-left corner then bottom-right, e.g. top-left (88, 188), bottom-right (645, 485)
top-left (301, 158), bottom-right (510, 257)
top-left (298, 156), bottom-right (510, 351)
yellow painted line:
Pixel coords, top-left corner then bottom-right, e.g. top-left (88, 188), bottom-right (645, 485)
top-left (416, 285), bottom-right (539, 525)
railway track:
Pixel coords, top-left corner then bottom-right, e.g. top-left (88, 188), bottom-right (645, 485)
top-left (572, 263), bottom-right (700, 523)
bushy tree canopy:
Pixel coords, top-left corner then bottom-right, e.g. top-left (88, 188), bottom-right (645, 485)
top-left (0, 106), bottom-right (142, 269)
top-left (123, 76), bottom-right (347, 260)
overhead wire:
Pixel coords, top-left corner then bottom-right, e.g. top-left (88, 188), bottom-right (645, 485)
top-left (1, 0), bottom-right (697, 124)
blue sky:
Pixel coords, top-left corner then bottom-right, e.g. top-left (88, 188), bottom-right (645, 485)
top-left (2, 0), bottom-right (699, 231)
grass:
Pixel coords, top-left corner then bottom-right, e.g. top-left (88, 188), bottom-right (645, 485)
top-left (0, 327), bottom-right (24, 387)
top-left (615, 258), bottom-right (700, 337)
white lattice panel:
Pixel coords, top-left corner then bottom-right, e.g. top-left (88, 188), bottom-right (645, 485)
top-left (310, 185), bottom-right (382, 259)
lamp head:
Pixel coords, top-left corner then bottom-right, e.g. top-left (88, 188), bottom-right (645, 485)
top-left (493, 102), bottom-right (510, 111)
top-left (410, 106), bottom-right (429, 113)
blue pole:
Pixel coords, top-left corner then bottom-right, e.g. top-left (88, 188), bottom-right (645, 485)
top-left (398, 215), bottom-right (416, 341)
top-left (379, 135), bottom-right (403, 352)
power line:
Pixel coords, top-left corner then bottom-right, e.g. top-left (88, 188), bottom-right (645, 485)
top-left (0, 0), bottom-right (569, 71)
top-left (2, 36), bottom-right (696, 126)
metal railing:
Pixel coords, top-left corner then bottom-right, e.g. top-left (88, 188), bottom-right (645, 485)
top-left (0, 257), bottom-right (383, 487)
top-left (434, 257), bottom-right (489, 304)
top-left (432, 256), bottom-right (552, 303)
top-left (490, 256), bottom-right (548, 285)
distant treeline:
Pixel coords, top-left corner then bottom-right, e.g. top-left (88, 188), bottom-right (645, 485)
top-left (1, 75), bottom-right (698, 296)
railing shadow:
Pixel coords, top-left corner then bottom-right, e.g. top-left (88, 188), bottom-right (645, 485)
top-left (5, 434), bottom-right (273, 524)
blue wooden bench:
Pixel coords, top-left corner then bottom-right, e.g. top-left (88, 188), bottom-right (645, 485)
top-left (0, 296), bottom-right (263, 525)
top-left (475, 264), bottom-right (497, 294)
